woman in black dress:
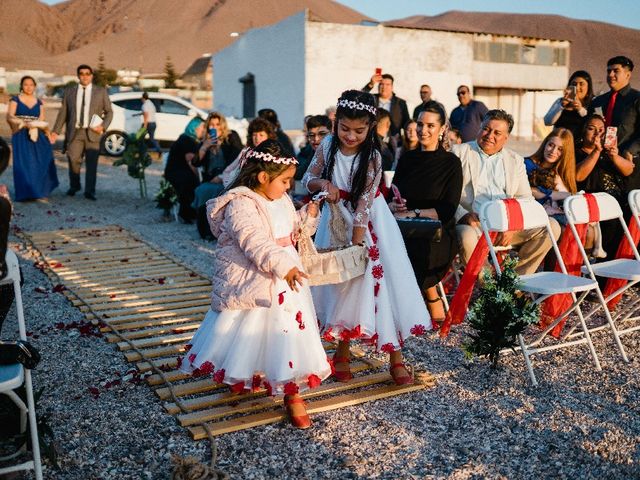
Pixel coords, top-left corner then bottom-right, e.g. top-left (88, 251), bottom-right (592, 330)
top-left (389, 101), bottom-right (463, 322)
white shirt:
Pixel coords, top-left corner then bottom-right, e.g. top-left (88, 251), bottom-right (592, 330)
top-left (75, 83), bottom-right (92, 128)
top-left (472, 148), bottom-right (507, 213)
top-left (378, 98), bottom-right (391, 112)
top-left (142, 99), bottom-right (157, 123)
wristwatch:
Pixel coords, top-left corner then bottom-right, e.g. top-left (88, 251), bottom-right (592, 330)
top-left (414, 209), bottom-right (421, 218)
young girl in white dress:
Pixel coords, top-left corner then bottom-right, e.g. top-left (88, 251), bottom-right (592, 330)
top-left (302, 90), bottom-right (431, 385)
top-left (180, 139), bottom-right (331, 429)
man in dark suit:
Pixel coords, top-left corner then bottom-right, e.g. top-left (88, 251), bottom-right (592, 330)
top-left (362, 73), bottom-right (410, 139)
top-left (589, 55), bottom-right (640, 191)
top-left (51, 64), bottom-right (113, 200)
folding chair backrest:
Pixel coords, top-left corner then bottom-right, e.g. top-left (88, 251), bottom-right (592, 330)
top-left (629, 189), bottom-right (640, 225)
top-left (480, 198), bottom-right (549, 232)
top-left (480, 198), bottom-right (562, 273)
top-left (564, 192), bottom-right (622, 223)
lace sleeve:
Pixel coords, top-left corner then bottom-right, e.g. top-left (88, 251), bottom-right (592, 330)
top-left (301, 138), bottom-right (328, 192)
top-left (353, 152), bottom-right (382, 228)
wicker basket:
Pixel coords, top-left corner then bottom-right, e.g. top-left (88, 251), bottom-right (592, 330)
top-left (298, 203), bottom-right (368, 286)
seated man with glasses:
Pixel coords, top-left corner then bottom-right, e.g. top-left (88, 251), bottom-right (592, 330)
top-left (296, 115), bottom-right (332, 180)
top-left (450, 85), bottom-right (488, 143)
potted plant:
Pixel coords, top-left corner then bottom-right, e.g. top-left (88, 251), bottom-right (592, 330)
top-left (462, 257), bottom-right (540, 369)
top-left (113, 127), bottom-right (153, 198)
top-left (155, 178), bottom-right (178, 220)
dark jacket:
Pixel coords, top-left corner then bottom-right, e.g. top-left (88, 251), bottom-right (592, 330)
top-left (450, 100), bottom-right (488, 143)
top-left (362, 84), bottom-right (410, 137)
top-left (590, 84), bottom-right (640, 190)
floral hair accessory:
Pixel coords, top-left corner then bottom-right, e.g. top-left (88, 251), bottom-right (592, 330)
top-left (245, 149), bottom-right (298, 165)
top-left (336, 99), bottom-right (377, 115)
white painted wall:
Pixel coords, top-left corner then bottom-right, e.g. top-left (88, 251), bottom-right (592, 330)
top-left (305, 23), bottom-right (473, 117)
top-left (473, 62), bottom-right (567, 90)
top-left (213, 11), bottom-right (306, 131)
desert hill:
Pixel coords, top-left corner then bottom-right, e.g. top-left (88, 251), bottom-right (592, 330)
top-left (385, 11), bottom-right (640, 92)
top-left (0, 0), bottom-right (371, 74)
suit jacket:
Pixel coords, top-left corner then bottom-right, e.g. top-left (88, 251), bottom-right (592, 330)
top-left (361, 84), bottom-right (410, 137)
top-left (53, 83), bottom-right (113, 148)
top-left (451, 141), bottom-right (532, 222)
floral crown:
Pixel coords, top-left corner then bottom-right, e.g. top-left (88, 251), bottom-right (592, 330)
top-left (336, 98), bottom-right (377, 115)
top-left (244, 149), bottom-right (298, 165)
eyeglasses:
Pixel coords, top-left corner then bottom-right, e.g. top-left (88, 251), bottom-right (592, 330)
top-left (456, 91), bottom-right (468, 96)
top-left (306, 131), bottom-right (330, 140)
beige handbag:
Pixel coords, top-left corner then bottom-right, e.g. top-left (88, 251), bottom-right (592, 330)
top-left (298, 203), bottom-right (368, 286)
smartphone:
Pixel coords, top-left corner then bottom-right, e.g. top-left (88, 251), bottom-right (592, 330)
top-left (375, 67), bottom-right (382, 76)
top-left (604, 126), bottom-right (617, 148)
top-left (564, 86), bottom-right (576, 100)
top-left (390, 184), bottom-right (405, 205)
top-left (208, 127), bottom-right (218, 140)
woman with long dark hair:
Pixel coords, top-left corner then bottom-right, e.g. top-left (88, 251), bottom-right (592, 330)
top-left (544, 70), bottom-right (594, 143)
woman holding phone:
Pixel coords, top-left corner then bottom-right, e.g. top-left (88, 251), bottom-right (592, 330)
top-left (192, 112), bottom-right (243, 238)
top-left (544, 70), bottom-right (594, 144)
top-left (389, 101), bottom-right (462, 324)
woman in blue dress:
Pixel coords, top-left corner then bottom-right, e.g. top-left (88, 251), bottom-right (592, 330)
top-left (5, 76), bottom-right (59, 201)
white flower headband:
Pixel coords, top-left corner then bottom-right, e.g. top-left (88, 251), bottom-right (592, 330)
top-left (245, 149), bottom-right (298, 165)
top-left (337, 99), bottom-right (377, 115)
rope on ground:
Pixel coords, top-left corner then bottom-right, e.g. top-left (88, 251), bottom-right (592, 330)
top-left (19, 230), bottom-right (229, 479)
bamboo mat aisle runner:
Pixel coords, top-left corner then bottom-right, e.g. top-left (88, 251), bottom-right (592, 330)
top-left (26, 225), bottom-right (433, 438)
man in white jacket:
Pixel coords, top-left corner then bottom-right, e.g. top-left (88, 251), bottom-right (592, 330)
top-left (451, 109), bottom-right (560, 275)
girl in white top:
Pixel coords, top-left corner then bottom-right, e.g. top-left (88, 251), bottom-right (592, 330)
top-left (303, 90), bottom-right (431, 386)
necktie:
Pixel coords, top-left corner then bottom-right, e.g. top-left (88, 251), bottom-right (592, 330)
top-left (79, 87), bottom-right (86, 128)
top-left (604, 90), bottom-right (618, 127)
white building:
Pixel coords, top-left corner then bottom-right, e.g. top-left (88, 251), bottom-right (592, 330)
top-left (213, 10), bottom-right (570, 139)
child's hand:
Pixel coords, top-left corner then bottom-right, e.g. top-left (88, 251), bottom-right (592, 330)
top-left (324, 182), bottom-right (341, 204)
top-left (307, 201), bottom-right (319, 218)
top-left (284, 267), bottom-right (309, 292)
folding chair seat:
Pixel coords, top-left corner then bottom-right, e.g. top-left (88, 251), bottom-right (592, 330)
top-left (479, 198), bottom-right (602, 386)
top-left (563, 192), bottom-right (640, 352)
top-left (0, 249), bottom-right (43, 480)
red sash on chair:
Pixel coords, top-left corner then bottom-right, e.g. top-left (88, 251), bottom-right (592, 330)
top-left (440, 199), bottom-right (523, 338)
top-left (601, 215), bottom-right (640, 310)
top-left (540, 193), bottom-right (599, 337)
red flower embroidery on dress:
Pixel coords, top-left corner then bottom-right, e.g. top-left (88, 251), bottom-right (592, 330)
top-left (289, 361), bottom-right (293, 369)
top-left (371, 232), bottom-right (378, 244)
top-left (213, 369), bottom-right (226, 384)
top-left (323, 328), bottom-right (335, 342)
top-left (263, 381), bottom-right (273, 396)
top-left (327, 356), bottom-right (335, 375)
top-left (380, 343), bottom-right (396, 354)
top-left (368, 221), bottom-right (374, 231)
top-left (176, 356), bottom-right (183, 369)
top-left (307, 374), bottom-right (322, 389)
top-left (295, 311), bottom-right (305, 330)
top-left (252, 375), bottom-right (262, 390)
top-left (351, 325), bottom-right (362, 338)
top-left (372, 265), bottom-right (384, 279)
top-left (230, 381), bottom-right (245, 394)
top-left (278, 291), bottom-right (286, 305)
top-left (374, 282), bottom-right (380, 297)
top-left (192, 368), bottom-right (202, 377)
top-left (184, 344), bottom-right (192, 352)
top-left (368, 245), bottom-right (380, 261)
top-left (284, 382), bottom-right (299, 395)
top-left (188, 353), bottom-right (196, 364)
top-left (398, 331), bottom-right (404, 348)
top-left (199, 361), bottom-right (214, 375)
top-left (410, 324), bottom-right (427, 336)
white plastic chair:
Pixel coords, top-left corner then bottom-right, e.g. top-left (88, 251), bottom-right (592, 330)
top-left (0, 250), bottom-right (43, 480)
top-left (563, 192), bottom-right (640, 355)
top-left (479, 198), bottom-right (602, 386)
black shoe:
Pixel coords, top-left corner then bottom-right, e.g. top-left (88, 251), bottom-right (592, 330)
top-left (84, 193), bottom-right (97, 201)
top-left (67, 189), bottom-right (78, 196)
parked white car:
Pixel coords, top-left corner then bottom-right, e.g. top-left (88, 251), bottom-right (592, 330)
top-left (103, 92), bottom-right (208, 156)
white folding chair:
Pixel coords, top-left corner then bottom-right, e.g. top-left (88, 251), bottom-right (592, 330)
top-left (564, 192), bottom-right (640, 355)
top-left (479, 198), bottom-right (602, 386)
top-left (0, 250), bottom-right (43, 480)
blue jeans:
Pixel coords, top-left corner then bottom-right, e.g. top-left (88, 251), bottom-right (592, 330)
top-left (146, 122), bottom-right (162, 152)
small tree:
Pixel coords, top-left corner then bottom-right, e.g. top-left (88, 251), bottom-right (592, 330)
top-left (94, 52), bottom-right (118, 87)
top-left (462, 257), bottom-right (540, 369)
top-left (164, 56), bottom-right (178, 88)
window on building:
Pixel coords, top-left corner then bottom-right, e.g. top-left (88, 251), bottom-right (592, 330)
top-left (473, 39), bottom-right (568, 66)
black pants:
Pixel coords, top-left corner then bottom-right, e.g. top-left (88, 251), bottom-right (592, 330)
top-left (0, 196), bottom-right (13, 330)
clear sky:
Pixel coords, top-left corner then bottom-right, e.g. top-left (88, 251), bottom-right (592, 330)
top-left (335, 0), bottom-right (640, 30)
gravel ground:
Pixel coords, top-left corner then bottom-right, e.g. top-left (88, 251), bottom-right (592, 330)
top-left (1, 147), bottom-right (639, 480)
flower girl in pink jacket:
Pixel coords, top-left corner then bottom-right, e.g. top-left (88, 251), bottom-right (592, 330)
top-left (179, 139), bottom-right (331, 429)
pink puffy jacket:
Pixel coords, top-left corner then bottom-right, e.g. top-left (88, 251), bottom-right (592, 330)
top-left (206, 186), bottom-right (318, 310)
